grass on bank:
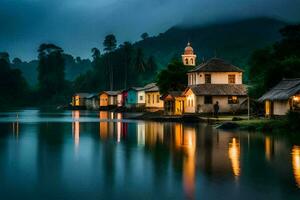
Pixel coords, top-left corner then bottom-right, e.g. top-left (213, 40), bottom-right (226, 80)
top-left (234, 112), bottom-right (300, 133)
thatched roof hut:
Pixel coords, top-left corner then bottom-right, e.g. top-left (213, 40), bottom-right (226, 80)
top-left (259, 78), bottom-right (300, 102)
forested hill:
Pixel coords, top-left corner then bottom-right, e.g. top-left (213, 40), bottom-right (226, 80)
top-left (134, 17), bottom-right (287, 69)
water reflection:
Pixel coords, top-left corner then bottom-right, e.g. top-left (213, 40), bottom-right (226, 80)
top-left (174, 124), bottom-right (196, 199)
top-left (72, 111), bottom-right (80, 150)
top-left (292, 146), bottom-right (300, 188)
top-left (228, 138), bottom-right (240, 178)
top-left (1, 110), bottom-right (300, 199)
top-left (99, 111), bottom-right (108, 140)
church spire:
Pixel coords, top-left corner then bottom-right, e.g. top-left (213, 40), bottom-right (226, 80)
top-left (182, 42), bottom-right (197, 66)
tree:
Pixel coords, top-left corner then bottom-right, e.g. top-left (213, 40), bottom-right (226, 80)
top-left (141, 32), bottom-right (149, 40)
top-left (103, 34), bottom-right (117, 90)
top-left (135, 48), bottom-right (146, 73)
top-left (0, 53), bottom-right (28, 106)
top-left (248, 24), bottom-right (300, 98)
top-left (0, 52), bottom-right (10, 63)
top-left (37, 43), bottom-right (66, 98)
top-left (157, 60), bottom-right (188, 94)
top-left (146, 55), bottom-right (157, 73)
top-left (120, 42), bottom-right (133, 88)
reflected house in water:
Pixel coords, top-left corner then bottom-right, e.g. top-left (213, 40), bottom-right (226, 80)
top-left (259, 78), bottom-right (300, 116)
top-left (99, 111), bottom-right (127, 141)
top-left (144, 122), bottom-right (164, 146)
top-left (292, 146), bottom-right (300, 188)
top-left (173, 124), bottom-right (196, 198)
top-left (228, 138), bottom-right (240, 178)
top-left (72, 111), bottom-right (80, 149)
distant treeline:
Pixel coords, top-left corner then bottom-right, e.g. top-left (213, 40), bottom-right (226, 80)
top-left (0, 33), bottom-right (158, 107)
top-left (0, 23), bottom-right (300, 108)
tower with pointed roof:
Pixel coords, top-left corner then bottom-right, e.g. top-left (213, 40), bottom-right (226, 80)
top-left (182, 42), bottom-right (197, 66)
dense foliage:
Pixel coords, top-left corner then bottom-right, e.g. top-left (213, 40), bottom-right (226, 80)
top-left (248, 25), bottom-right (300, 98)
top-left (74, 36), bottom-right (158, 92)
top-left (0, 53), bottom-right (28, 107)
top-left (156, 60), bottom-right (188, 94)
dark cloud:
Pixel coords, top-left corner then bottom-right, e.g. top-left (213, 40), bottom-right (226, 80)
top-left (0, 0), bottom-right (299, 60)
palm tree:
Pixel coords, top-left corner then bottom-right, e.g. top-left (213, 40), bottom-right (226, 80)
top-left (120, 42), bottom-right (133, 88)
top-left (103, 34), bottom-right (117, 90)
top-left (135, 48), bottom-right (145, 73)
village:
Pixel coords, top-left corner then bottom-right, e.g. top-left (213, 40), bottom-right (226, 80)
top-left (71, 42), bottom-right (300, 121)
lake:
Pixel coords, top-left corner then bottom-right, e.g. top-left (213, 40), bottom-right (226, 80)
top-left (0, 109), bottom-right (299, 199)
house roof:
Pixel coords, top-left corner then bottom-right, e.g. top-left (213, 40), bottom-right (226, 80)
top-left (186, 84), bottom-right (248, 96)
top-left (100, 91), bottom-right (120, 96)
top-left (161, 91), bottom-right (184, 100)
top-left (258, 78), bottom-right (300, 101)
top-left (189, 58), bottom-right (243, 73)
top-left (73, 93), bottom-right (91, 98)
top-left (145, 83), bottom-right (160, 92)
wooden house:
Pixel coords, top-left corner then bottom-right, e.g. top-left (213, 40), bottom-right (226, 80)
top-left (259, 78), bottom-right (300, 116)
top-left (99, 91), bottom-right (119, 108)
top-left (184, 58), bottom-right (248, 113)
top-left (161, 91), bottom-right (185, 115)
top-left (117, 90), bottom-right (127, 107)
top-left (145, 83), bottom-right (164, 111)
top-left (85, 93), bottom-right (99, 110)
top-left (72, 93), bottom-right (91, 108)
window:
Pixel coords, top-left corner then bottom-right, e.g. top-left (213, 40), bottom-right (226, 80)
top-left (140, 96), bottom-right (143, 101)
top-left (148, 95), bottom-right (150, 103)
top-left (191, 99), bottom-right (194, 107)
top-left (228, 96), bottom-right (239, 104)
top-left (156, 95), bottom-right (160, 103)
top-left (185, 58), bottom-right (189, 65)
top-left (152, 94), bottom-right (154, 104)
top-left (204, 96), bottom-right (212, 104)
top-left (205, 74), bottom-right (211, 84)
top-left (190, 58), bottom-right (193, 65)
top-left (228, 74), bottom-right (236, 84)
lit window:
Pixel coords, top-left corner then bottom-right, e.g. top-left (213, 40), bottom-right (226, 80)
top-left (228, 96), bottom-right (239, 104)
top-left (204, 96), bottom-right (212, 104)
top-left (228, 75), bottom-right (236, 84)
top-left (205, 74), bottom-right (211, 84)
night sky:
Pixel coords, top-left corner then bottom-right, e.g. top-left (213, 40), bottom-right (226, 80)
top-left (1, 0), bottom-right (300, 60)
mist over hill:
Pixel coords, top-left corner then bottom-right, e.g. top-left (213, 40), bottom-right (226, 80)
top-left (134, 17), bottom-right (287, 69)
top-left (12, 17), bottom-right (288, 85)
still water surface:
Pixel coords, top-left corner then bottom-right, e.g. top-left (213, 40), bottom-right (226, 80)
top-left (0, 109), bottom-right (300, 199)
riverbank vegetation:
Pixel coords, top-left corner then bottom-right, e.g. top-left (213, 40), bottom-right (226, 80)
top-left (231, 111), bottom-right (300, 133)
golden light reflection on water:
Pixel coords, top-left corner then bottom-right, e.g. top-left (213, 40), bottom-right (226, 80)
top-left (265, 136), bottom-right (273, 161)
top-left (292, 146), bottom-right (300, 188)
top-left (175, 124), bottom-right (196, 199)
top-left (99, 111), bottom-right (108, 140)
top-left (72, 111), bottom-right (80, 150)
top-left (145, 122), bottom-right (164, 146)
top-left (229, 138), bottom-right (240, 178)
top-left (117, 113), bottom-right (122, 142)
